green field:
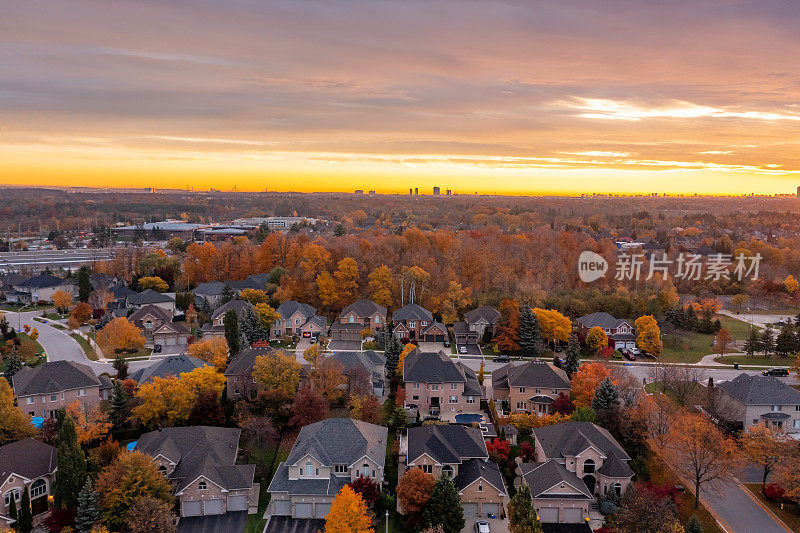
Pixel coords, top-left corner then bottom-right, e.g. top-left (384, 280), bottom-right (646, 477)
top-left (713, 354), bottom-right (795, 367)
top-left (717, 315), bottom-right (757, 340)
top-left (660, 330), bottom-right (715, 363)
top-left (70, 333), bottom-right (98, 361)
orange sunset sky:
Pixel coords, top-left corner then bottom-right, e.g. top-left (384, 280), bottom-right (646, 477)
top-left (1, 1), bottom-right (800, 195)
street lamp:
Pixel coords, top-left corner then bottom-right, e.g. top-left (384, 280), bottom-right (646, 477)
top-left (385, 510), bottom-right (389, 533)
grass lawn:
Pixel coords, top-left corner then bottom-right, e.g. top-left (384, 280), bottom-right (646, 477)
top-left (0, 303), bottom-right (52, 312)
top-left (270, 339), bottom-right (298, 350)
top-left (661, 330), bottom-right (715, 363)
top-left (44, 312), bottom-right (66, 320)
top-left (70, 333), bottom-right (98, 361)
top-left (111, 347), bottom-right (152, 359)
top-left (743, 483), bottom-right (800, 531)
top-left (717, 314), bottom-right (758, 340)
top-left (244, 441), bottom-right (291, 533)
top-left (713, 354), bottom-right (795, 367)
top-left (17, 332), bottom-right (45, 356)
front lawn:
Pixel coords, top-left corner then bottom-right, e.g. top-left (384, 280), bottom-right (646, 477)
top-left (0, 303), bottom-right (52, 312)
top-left (660, 330), bottom-right (714, 363)
top-left (17, 332), bottom-right (45, 357)
top-left (717, 315), bottom-right (758, 340)
top-left (744, 483), bottom-right (800, 532)
top-left (110, 347), bottom-right (152, 359)
top-left (713, 354), bottom-right (795, 367)
top-left (70, 333), bottom-right (98, 361)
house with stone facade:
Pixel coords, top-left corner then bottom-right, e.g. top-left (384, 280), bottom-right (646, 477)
top-left (492, 361), bottom-right (571, 415)
top-left (266, 418), bottom-right (387, 522)
top-left (464, 305), bottom-right (501, 338)
top-left (333, 299), bottom-right (386, 335)
top-left (391, 303), bottom-right (434, 341)
top-left (129, 304), bottom-right (173, 341)
top-left (717, 373), bottom-right (800, 433)
top-left (399, 425), bottom-right (506, 519)
top-left (13, 361), bottom-right (112, 420)
top-left (271, 301), bottom-right (318, 340)
top-left (402, 350), bottom-right (481, 418)
top-left (135, 426), bottom-right (257, 518)
top-left (0, 439), bottom-right (57, 526)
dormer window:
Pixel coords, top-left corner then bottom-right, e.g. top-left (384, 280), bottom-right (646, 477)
top-left (305, 462), bottom-right (314, 477)
top-left (198, 481), bottom-right (207, 490)
top-left (334, 464), bottom-right (347, 474)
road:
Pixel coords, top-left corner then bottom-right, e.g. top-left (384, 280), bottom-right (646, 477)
top-left (700, 479), bottom-right (790, 533)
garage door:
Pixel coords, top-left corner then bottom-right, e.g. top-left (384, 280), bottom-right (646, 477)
top-left (273, 500), bottom-right (291, 515)
top-left (228, 495), bottom-right (247, 512)
top-left (204, 499), bottom-right (223, 515)
top-left (462, 502), bottom-right (479, 517)
top-left (563, 508), bottom-right (583, 523)
top-left (182, 500), bottom-right (202, 517)
top-left (538, 507), bottom-right (558, 523)
top-left (295, 503), bottom-right (313, 518)
top-left (314, 503), bottom-right (331, 517)
top-left (482, 503), bottom-right (500, 517)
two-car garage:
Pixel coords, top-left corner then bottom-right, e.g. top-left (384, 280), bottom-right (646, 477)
top-left (293, 502), bottom-right (331, 518)
top-left (536, 506), bottom-right (585, 523)
top-left (181, 498), bottom-right (225, 516)
top-left (461, 502), bottom-right (501, 518)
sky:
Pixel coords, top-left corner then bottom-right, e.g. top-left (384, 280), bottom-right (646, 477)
top-left (1, 0), bottom-right (800, 195)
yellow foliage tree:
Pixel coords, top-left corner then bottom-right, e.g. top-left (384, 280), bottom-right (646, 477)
top-left (785, 275), bottom-right (799, 294)
top-left (317, 271), bottom-right (337, 308)
top-left (440, 281), bottom-right (472, 324)
top-left (52, 289), bottom-right (73, 310)
top-left (137, 276), bottom-right (169, 292)
top-left (240, 289), bottom-right (268, 305)
top-left (324, 485), bottom-right (373, 533)
top-left (0, 379), bottom-right (36, 445)
top-left (29, 327), bottom-right (39, 341)
top-left (132, 366), bottom-right (225, 427)
top-left (66, 400), bottom-right (112, 446)
top-left (186, 337), bottom-right (229, 371)
top-left (634, 315), bottom-right (663, 357)
top-left (585, 326), bottom-right (608, 355)
top-left (334, 258), bottom-right (359, 308)
top-left (507, 412), bottom-right (571, 432)
top-left (532, 308), bottom-right (572, 343)
top-left (397, 343), bottom-right (417, 375)
top-left (252, 351), bottom-right (302, 396)
top-left (368, 265), bottom-right (393, 309)
top-left (570, 361), bottom-right (614, 407)
top-left (97, 317), bottom-right (145, 353)
top-left (303, 344), bottom-right (323, 367)
top-left (255, 303), bottom-right (280, 332)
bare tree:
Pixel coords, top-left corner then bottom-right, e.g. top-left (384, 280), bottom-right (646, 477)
top-left (649, 364), bottom-right (705, 406)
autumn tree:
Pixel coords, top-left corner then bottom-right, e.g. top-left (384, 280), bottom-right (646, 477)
top-left (66, 401), bottom-right (112, 446)
top-left (400, 265), bottom-right (430, 305)
top-left (424, 474), bottom-right (465, 533)
top-left (496, 299), bottom-right (521, 353)
top-left (612, 482), bottom-right (683, 533)
top-left (784, 275), bottom-right (799, 294)
top-left (303, 343), bottom-right (323, 367)
top-left (289, 385), bottom-right (329, 428)
top-left (397, 467), bottom-right (436, 515)
top-left (349, 394), bottom-right (382, 424)
top-left (97, 317), bottom-right (144, 353)
top-left (252, 351), bottom-right (302, 395)
top-left (439, 281), bottom-right (472, 324)
top-left (240, 289), bottom-right (269, 305)
top-left (95, 451), bottom-right (172, 531)
top-left (0, 379), bottom-right (36, 444)
top-left (533, 308), bottom-right (572, 344)
top-left (137, 276), bottom-right (169, 292)
top-left (52, 290), bottom-right (73, 312)
top-left (508, 484), bottom-right (542, 533)
top-left (396, 343), bottom-right (417, 376)
top-left (570, 361), bottom-right (613, 407)
top-left (311, 357), bottom-right (346, 402)
top-left (324, 485), bottom-right (372, 533)
top-left (368, 265), bottom-right (393, 309)
top-left (334, 257), bottom-right (359, 308)
top-left (126, 496), bottom-right (176, 533)
top-left (585, 326), bottom-right (608, 355)
top-left (635, 315), bottom-right (663, 357)
top-left (132, 366), bottom-right (226, 427)
top-left (187, 388), bottom-right (225, 426)
top-left (348, 475), bottom-right (380, 507)
top-left (741, 424), bottom-right (790, 490)
top-left (254, 303), bottom-right (280, 332)
top-left (186, 336), bottom-right (229, 371)
top-left (317, 271), bottom-right (337, 308)
top-left (714, 328), bottom-right (732, 357)
top-left (69, 302), bottom-right (93, 329)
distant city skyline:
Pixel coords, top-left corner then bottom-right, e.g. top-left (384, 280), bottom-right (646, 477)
top-left (1, 1), bottom-right (799, 195)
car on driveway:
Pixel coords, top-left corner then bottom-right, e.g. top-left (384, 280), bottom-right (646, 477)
top-left (459, 345), bottom-right (467, 354)
top-left (622, 350), bottom-right (636, 361)
top-left (763, 368), bottom-right (789, 377)
top-left (493, 355), bottom-right (510, 363)
top-left (474, 520), bottom-right (490, 533)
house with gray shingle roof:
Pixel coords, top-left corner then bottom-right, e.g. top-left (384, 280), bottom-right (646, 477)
top-left (272, 301), bottom-right (318, 340)
top-left (391, 303), bottom-right (433, 341)
top-left (331, 300), bottom-right (386, 344)
top-left (13, 360), bottom-right (112, 419)
top-left (10, 273), bottom-right (77, 304)
top-left (492, 361), bottom-right (571, 414)
top-left (129, 354), bottom-right (210, 385)
top-left (575, 312), bottom-right (636, 351)
top-left (400, 425), bottom-right (505, 518)
top-left (323, 351), bottom-right (387, 397)
top-left (403, 350), bottom-right (482, 418)
top-left (135, 426), bottom-right (256, 518)
top-left (464, 305), bottom-right (501, 338)
top-left (717, 373), bottom-right (800, 433)
top-left (127, 288), bottom-right (176, 313)
top-left (202, 299), bottom-right (254, 338)
top-left (0, 439), bottom-right (57, 523)
top-left (519, 460), bottom-right (592, 524)
top-left (266, 418), bottom-right (387, 521)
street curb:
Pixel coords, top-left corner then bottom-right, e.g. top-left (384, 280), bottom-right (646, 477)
top-left (741, 483), bottom-right (794, 533)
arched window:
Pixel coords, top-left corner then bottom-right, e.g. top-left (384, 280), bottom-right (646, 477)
top-left (442, 465), bottom-right (454, 478)
top-left (614, 482), bottom-right (622, 498)
top-left (362, 463), bottom-right (370, 477)
top-left (30, 479), bottom-right (46, 499)
top-left (305, 462), bottom-right (314, 477)
top-left (198, 481), bottom-right (207, 490)
top-left (583, 459), bottom-right (595, 474)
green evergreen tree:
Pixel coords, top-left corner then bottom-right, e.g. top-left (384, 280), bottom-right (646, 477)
top-left (224, 310), bottom-right (240, 361)
top-left (239, 308), bottom-right (267, 346)
top-left (112, 356), bottom-right (129, 380)
top-left (423, 474), bottom-right (465, 533)
top-left (761, 326), bottom-right (775, 356)
top-left (563, 334), bottom-right (581, 378)
top-left (685, 306), bottom-right (699, 331)
top-left (220, 284), bottom-right (235, 305)
top-left (518, 305), bottom-right (542, 358)
top-left (744, 327), bottom-right (761, 357)
top-left (53, 409), bottom-right (86, 509)
top-left (508, 484), bottom-right (542, 533)
top-left (7, 490), bottom-right (17, 527)
top-left (776, 326), bottom-right (793, 356)
top-left (698, 307), bottom-right (715, 334)
top-left (592, 377), bottom-right (620, 411)
top-left (2, 351), bottom-right (22, 383)
top-left (384, 333), bottom-right (402, 381)
top-left (686, 515), bottom-right (703, 533)
top-left (199, 297), bottom-right (213, 324)
top-left (17, 487), bottom-right (32, 533)
top-left (75, 478), bottom-right (101, 533)
top-left (77, 266), bottom-right (92, 302)
top-left (109, 380), bottom-right (128, 431)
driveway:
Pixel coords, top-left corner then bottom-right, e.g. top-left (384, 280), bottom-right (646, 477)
top-left (327, 340), bottom-right (362, 351)
top-left (456, 343), bottom-right (482, 356)
top-left (418, 341), bottom-right (448, 353)
top-left (700, 478), bottom-right (790, 533)
top-left (462, 517), bottom-right (509, 533)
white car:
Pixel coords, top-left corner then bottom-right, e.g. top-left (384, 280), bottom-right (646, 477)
top-left (459, 345), bottom-right (468, 354)
top-left (628, 347), bottom-right (640, 355)
top-left (474, 520), bottom-right (490, 533)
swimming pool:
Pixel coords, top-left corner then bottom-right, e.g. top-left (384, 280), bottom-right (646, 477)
top-left (454, 414), bottom-right (483, 424)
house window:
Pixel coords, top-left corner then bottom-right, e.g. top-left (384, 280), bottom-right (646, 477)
top-left (375, 316), bottom-right (380, 323)
top-left (50, 395), bottom-right (57, 402)
top-left (519, 387), bottom-right (526, 394)
top-left (78, 389), bottom-right (86, 397)
top-left (535, 389), bottom-right (541, 394)
top-left (451, 383), bottom-right (457, 390)
top-left (26, 397), bottom-right (34, 405)
top-left (516, 402), bottom-right (527, 410)
top-left (794, 420), bottom-right (800, 429)
top-left (412, 395), bottom-right (419, 401)
top-left (431, 384), bottom-right (439, 391)
top-left (614, 483), bottom-right (622, 498)
top-left (442, 465), bottom-right (454, 478)
top-left (234, 389), bottom-right (240, 395)
top-left (583, 460), bottom-right (595, 474)
top-left (305, 462), bottom-right (314, 477)
top-left (467, 396), bottom-right (475, 404)
top-left (349, 316), bottom-right (354, 323)
top-left (198, 481), bottom-right (207, 490)
top-left (796, 406), bottom-right (800, 411)
top-left (144, 320), bottom-right (153, 329)
top-left (413, 383), bottom-right (420, 389)
top-left (449, 396), bottom-right (458, 404)
top-left (421, 321), bottom-right (428, 327)
top-left (410, 321), bottom-right (415, 329)
top-left (4, 489), bottom-right (20, 507)
top-left (772, 405), bottom-right (781, 412)
top-left (295, 318), bottom-right (301, 325)
top-left (753, 419), bottom-right (759, 424)
top-left (421, 465), bottom-right (433, 474)
top-left (362, 464), bottom-right (370, 477)
top-left (552, 390), bottom-right (557, 395)
top-left (334, 464), bottom-right (347, 474)
top-left (30, 479), bottom-right (46, 499)
top-left (478, 483), bottom-right (483, 492)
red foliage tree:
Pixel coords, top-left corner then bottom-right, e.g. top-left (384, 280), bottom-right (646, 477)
top-left (764, 483), bottom-right (785, 501)
top-left (551, 392), bottom-right (575, 415)
top-left (187, 388), bottom-right (225, 426)
top-left (486, 438), bottom-right (511, 467)
top-left (519, 441), bottom-right (536, 462)
top-left (289, 385), bottom-right (329, 428)
top-left (348, 475), bottom-right (380, 507)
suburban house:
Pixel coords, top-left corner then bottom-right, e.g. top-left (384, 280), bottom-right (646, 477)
top-left (421, 321), bottom-right (449, 343)
top-left (0, 273), bottom-right (26, 299)
top-left (8, 273), bottom-right (77, 304)
top-left (492, 361), bottom-right (571, 414)
top-left (135, 426), bottom-right (257, 518)
top-left (129, 355), bottom-right (211, 385)
top-left (192, 281), bottom-right (226, 308)
top-left (130, 304), bottom-right (173, 341)
top-left (464, 306), bottom-right (501, 338)
top-left (127, 289), bottom-right (176, 313)
top-left (152, 321), bottom-right (191, 351)
top-left (266, 418), bottom-right (387, 521)
top-left (518, 421), bottom-right (634, 523)
top-left (0, 439), bottom-right (57, 525)
top-left (575, 312), bottom-right (636, 351)
top-left (323, 350), bottom-right (387, 397)
top-left (717, 373), bottom-right (800, 433)
top-left (201, 299), bottom-right (253, 338)
top-left (298, 315), bottom-right (328, 340)
top-left (335, 299), bottom-right (387, 333)
top-left (453, 322), bottom-right (480, 346)
top-left (13, 361), bottom-right (112, 419)
top-left (391, 303), bottom-right (433, 341)
top-left (403, 350), bottom-right (481, 418)
top-left (225, 345), bottom-right (275, 400)
top-left (399, 425), bottom-right (506, 519)
top-left (272, 301), bottom-right (318, 339)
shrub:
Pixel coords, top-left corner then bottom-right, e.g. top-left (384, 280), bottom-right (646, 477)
top-left (763, 483), bottom-right (785, 501)
top-left (599, 500), bottom-right (618, 515)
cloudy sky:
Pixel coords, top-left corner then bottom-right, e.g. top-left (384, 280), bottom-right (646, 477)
top-left (1, 0), bottom-right (799, 194)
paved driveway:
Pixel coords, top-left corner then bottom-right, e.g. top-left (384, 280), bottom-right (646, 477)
top-left (327, 340), bottom-right (362, 351)
top-left (418, 341), bottom-right (448, 352)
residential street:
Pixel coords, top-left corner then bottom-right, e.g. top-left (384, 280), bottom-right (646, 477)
top-left (699, 478), bottom-right (791, 533)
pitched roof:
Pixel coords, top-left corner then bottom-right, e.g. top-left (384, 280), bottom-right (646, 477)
top-left (225, 345), bottom-right (273, 376)
top-left (285, 418), bottom-right (387, 468)
top-left (492, 361), bottom-right (570, 391)
top-left (135, 426), bottom-right (253, 493)
top-left (301, 315), bottom-right (327, 329)
top-left (407, 425), bottom-right (488, 465)
top-left (0, 273), bottom-right (27, 288)
top-left (339, 299), bottom-right (387, 319)
top-left (576, 312), bottom-right (631, 330)
top-left (129, 304), bottom-right (173, 324)
top-left (226, 279), bottom-right (263, 291)
top-left (452, 322), bottom-right (474, 335)
top-left (520, 460), bottom-right (592, 499)
top-left (110, 283), bottom-right (137, 299)
top-left (12, 360), bottom-right (101, 396)
top-left (403, 350), bottom-right (465, 383)
top-left (533, 422), bottom-right (630, 462)
top-left (211, 299), bottom-right (253, 320)
top-left (276, 301), bottom-right (317, 320)
top-left (89, 272), bottom-right (116, 290)
top-left (422, 321), bottom-right (447, 334)
top-left (129, 355), bottom-right (211, 384)
top-left (16, 272), bottom-right (71, 289)
top-left (267, 463), bottom-right (350, 496)
top-left (596, 451), bottom-right (634, 478)
top-left (153, 321), bottom-right (191, 335)
top-left (464, 306), bottom-right (501, 325)
top-left (718, 373), bottom-right (800, 405)
top-left (128, 289), bottom-right (174, 305)
top-left (0, 439), bottom-right (57, 484)
top-left (391, 303), bottom-right (433, 322)
top-left (192, 281), bottom-right (225, 296)
top-left (453, 458), bottom-right (505, 494)
top-left (325, 351), bottom-right (386, 374)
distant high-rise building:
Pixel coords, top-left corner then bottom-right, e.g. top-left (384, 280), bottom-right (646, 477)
top-left (354, 189), bottom-right (364, 195)
top-left (433, 186), bottom-right (440, 195)
top-left (368, 190), bottom-right (376, 195)
top-left (409, 188), bottom-right (413, 195)
top-left (796, 185), bottom-right (799, 199)
top-left (446, 189), bottom-right (452, 195)
top-left (414, 188), bottom-right (419, 195)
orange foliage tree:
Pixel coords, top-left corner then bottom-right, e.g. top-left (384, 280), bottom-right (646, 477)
top-left (396, 467), bottom-right (436, 514)
top-left (324, 485), bottom-right (373, 533)
top-left (396, 343), bottom-right (418, 375)
top-left (66, 401), bottom-right (112, 446)
top-left (496, 299), bottom-right (520, 353)
top-left (52, 289), bottom-right (73, 311)
top-left (97, 317), bottom-right (145, 353)
top-left (186, 337), bottom-right (229, 371)
top-left (570, 361), bottom-right (614, 407)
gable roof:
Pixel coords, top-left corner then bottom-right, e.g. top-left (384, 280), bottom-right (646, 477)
top-left (339, 299), bottom-right (387, 319)
top-left (286, 418), bottom-right (387, 468)
top-left (192, 281), bottom-right (225, 296)
top-left (453, 458), bottom-right (505, 494)
top-left (464, 306), bottom-right (501, 325)
top-left (718, 373), bottom-right (800, 405)
top-left (226, 278), bottom-right (263, 291)
top-left (391, 303), bottom-right (433, 322)
top-left (326, 351), bottom-right (386, 374)
top-left (403, 350), bottom-right (464, 383)
top-left (128, 289), bottom-right (174, 306)
top-left (492, 361), bottom-right (570, 391)
top-left (422, 321), bottom-right (447, 334)
top-left (16, 273), bottom-right (72, 289)
top-left (129, 355), bottom-right (210, 384)
top-left (596, 451), bottom-right (634, 478)
top-left (520, 460), bottom-right (592, 499)
top-left (211, 299), bottom-right (253, 320)
top-left (0, 439), bottom-right (57, 484)
top-left (129, 304), bottom-right (173, 325)
top-left (12, 360), bottom-right (101, 396)
top-left (533, 422), bottom-right (630, 462)
top-left (135, 426), bottom-right (253, 493)
top-left (301, 315), bottom-right (327, 329)
top-left (276, 301), bottom-right (317, 320)
top-left (153, 321), bottom-right (191, 335)
top-left (575, 312), bottom-right (630, 330)
top-left (407, 425), bottom-right (488, 465)
top-left (225, 345), bottom-right (273, 376)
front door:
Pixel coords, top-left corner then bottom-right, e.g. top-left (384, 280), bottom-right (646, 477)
top-left (430, 396), bottom-right (440, 408)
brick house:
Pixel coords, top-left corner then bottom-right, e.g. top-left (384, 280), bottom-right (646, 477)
top-left (272, 301), bottom-right (317, 339)
top-left (297, 315), bottom-right (327, 340)
top-left (9, 273), bottom-right (77, 304)
top-left (224, 345), bottom-right (301, 401)
top-left (127, 289), bottom-right (176, 314)
top-left (267, 418), bottom-right (387, 520)
top-left (399, 425), bottom-right (506, 518)
top-left (201, 299), bottom-right (253, 338)
top-left (391, 303), bottom-right (433, 341)
top-left (453, 322), bottom-right (480, 345)
top-left (464, 306), bottom-right (501, 338)
top-left (13, 361), bottom-right (112, 419)
top-left (129, 304), bottom-right (173, 341)
top-left (135, 426), bottom-right (257, 518)
top-left (575, 312), bottom-right (636, 351)
top-left (152, 321), bottom-right (191, 351)
top-left (322, 351), bottom-right (387, 397)
top-left (717, 373), bottom-right (800, 434)
top-left (0, 439), bottom-right (57, 525)
top-left (421, 321), bottom-right (449, 343)
top-left (402, 350), bottom-right (481, 418)
top-left (331, 299), bottom-right (387, 339)
top-left (492, 361), bottom-right (571, 414)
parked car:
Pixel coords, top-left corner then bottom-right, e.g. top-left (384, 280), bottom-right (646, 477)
top-left (474, 520), bottom-right (491, 533)
top-left (763, 368), bottom-right (789, 377)
top-left (459, 345), bottom-right (467, 354)
top-left (628, 347), bottom-right (641, 356)
top-left (493, 355), bottom-right (510, 363)
top-left (622, 350), bottom-right (636, 361)
top-left (443, 340), bottom-right (451, 347)
top-left (152, 344), bottom-right (162, 354)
